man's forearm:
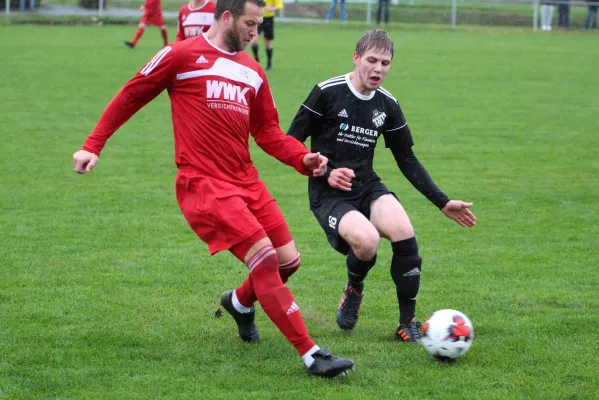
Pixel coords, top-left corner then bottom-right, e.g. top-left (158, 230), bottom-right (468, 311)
top-left (391, 147), bottom-right (450, 209)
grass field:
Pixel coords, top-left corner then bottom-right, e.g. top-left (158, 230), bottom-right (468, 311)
top-left (1, 23), bottom-right (598, 399)
top-left (7, 0), bottom-right (597, 28)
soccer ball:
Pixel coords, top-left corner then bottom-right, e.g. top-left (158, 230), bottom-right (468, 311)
top-left (421, 309), bottom-right (474, 360)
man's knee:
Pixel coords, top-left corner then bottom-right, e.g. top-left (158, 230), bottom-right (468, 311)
top-left (340, 212), bottom-right (380, 260)
top-left (382, 223), bottom-right (414, 243)
top-left (348, 230), bottom-right (379, 260)
top-left (371, 194), bottom-right (414, 242)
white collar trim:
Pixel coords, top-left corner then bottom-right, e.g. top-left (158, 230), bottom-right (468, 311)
top-left (345, 73), bottom-right (375, 101)
top-left (202, 33), bottom-right (236, 55)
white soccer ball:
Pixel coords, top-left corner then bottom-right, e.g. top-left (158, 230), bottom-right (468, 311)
top-left (421, 309), bottom-right (474, 360)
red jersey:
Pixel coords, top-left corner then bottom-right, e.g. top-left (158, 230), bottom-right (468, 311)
top-left (82, 34), bottom-right (310, 187)
top-left (143, 0), bottom-right (161, 12)
top-left (176, 1), bottom-right (216, 41)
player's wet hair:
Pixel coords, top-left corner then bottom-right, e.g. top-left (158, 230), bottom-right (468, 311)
top-left (355, 29), bottom-right (394, 59)
top-left (215, 0), bottom-right (266, 20)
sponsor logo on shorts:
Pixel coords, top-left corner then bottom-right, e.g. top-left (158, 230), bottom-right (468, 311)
top-left (328, 215), bottom-right (337, 229)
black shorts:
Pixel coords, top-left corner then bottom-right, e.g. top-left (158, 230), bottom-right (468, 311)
top-left (258, 17), bottom-right (275, 40)
top-left (311, 181), bottom-right (397, 255)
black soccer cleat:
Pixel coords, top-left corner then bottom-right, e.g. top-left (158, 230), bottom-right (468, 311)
top-left (220, 290), bottom-right (259, 343)
top-left (395, 318), bottom-right (423, 343)
top-left (306, 349), bottom-right (355, 378)
top-left (124, 40), bottom-right (135, 49)
top-left (265, 62), bottom-right (272, 71)
top-left (336, 285), bottom-right (364, 331)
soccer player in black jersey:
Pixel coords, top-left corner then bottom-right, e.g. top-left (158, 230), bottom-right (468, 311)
top-left (287, 29), bottom-right (476, 342)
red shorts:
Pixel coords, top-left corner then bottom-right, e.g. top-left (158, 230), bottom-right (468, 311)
top-left (175, 171), bottom-right (291, 255)
top-left (141, 11), bottom-right (164, 26)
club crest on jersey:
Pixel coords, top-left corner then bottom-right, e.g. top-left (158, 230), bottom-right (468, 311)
top-left (372, 110), bottom-right (386, 128)
top-left (236, 67), bottom-right (252, 84)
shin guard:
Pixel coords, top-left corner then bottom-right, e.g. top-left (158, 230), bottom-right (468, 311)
top-left (390, 237), bottom-right (422, 324)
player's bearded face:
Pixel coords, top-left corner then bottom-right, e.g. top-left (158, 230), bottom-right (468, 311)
top-left (224, 4), bottom-right (262, 51)
top-left (353, 49), bottom-right (393, 92)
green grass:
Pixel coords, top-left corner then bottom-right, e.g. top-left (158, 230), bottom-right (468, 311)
top-left (6, 0), bottom-right (595, 28)
top-left (1, 23), bottom-right (598, 399)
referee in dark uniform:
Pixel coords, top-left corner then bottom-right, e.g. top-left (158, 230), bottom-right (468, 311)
top-left (287, 29), bottom-right (476, 343)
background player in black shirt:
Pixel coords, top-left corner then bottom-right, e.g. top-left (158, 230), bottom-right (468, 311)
top-left (287, 29), bottom-right (476, 342)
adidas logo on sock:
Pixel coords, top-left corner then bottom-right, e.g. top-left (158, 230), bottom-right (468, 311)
top-left (287, 301), bottom-right (300, 315)
top-left (338, 109), bottom-right (348, 118)
top-left (403, 268), bottom-right (421, 277)
top-left (196, 55), bottom-right (208, 64)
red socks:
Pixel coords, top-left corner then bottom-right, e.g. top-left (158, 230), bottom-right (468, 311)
top-left (279, 253), bottom-right (301, 283)
top-left (131, 28), bottom-right (144, 45)
top-left (236, 253), bottom-right (300, 306)
top-left (243, 246), bottom-right (314, 355)
top-left (131, 27), bottom-right (167, 47)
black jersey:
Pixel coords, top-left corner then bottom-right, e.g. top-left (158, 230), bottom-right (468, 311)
top-left (288, 73), bottom-right (450, 209)
top-left (288, 74), bottom-right (413, 204)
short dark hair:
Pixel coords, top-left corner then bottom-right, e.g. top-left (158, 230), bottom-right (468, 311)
top-left (214, 0), bottom-right (266, 20)
top-left (355, 29), bottom-right (394, 59)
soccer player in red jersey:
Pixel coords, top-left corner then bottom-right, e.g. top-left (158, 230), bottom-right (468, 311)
top-left (176, 0), bottom-right (216, 41)
top-left (125, 0), bottom-right (169, 49)
top-left (73, 0), bottom-right (355, 379)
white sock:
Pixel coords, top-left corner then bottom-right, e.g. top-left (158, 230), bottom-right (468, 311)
top-left (232, 290), bottom-right (253, 314)
top-left (302, 345), bottom-right (321, 368)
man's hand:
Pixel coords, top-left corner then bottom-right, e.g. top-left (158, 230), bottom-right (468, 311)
top-left (73, 150), bottom-right (99, 174)
top-left (328, 168), bottom-right (355, 191)
top-left (303, 152), bottom-right (328, 177)
top-left (441, 200), bottom-right (476, 227)
top-left (139, 5), bottom-right (145, 11)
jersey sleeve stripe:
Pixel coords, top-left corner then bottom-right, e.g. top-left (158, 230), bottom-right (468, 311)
top-left (301, 104), bottom-right (323, 116)
top-left (317, 75), bottom-right (345, 88)
top-left (141, 46), bottom-right (172, 76)
top-left (320, 80), bottom-right (346, 91)
top-left (378, 86), bottom-right (394, 96)
top-left (377, 87), bottom-right (397, 102)
top-left (387, 122), bottom-right (408, 131)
